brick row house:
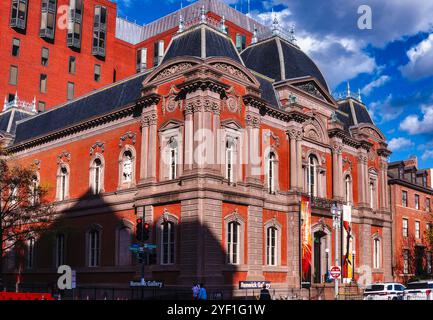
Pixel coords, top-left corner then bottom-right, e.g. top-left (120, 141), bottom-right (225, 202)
top-left (1, 0), bottom-right (394, 298)
top-left (389, 158), bottom-right (433, 283)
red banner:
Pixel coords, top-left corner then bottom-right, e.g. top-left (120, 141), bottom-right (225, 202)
top-left (301, 196), bottom-right (312, 283)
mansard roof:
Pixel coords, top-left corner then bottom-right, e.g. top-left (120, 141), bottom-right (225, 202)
top-left (162, 25), bottom-right (242, 65)
top-left (241, 36), bottom-right (329, 92)
top-left (13, 73), bottom-right (149, 145)
top-left (336, 96), bottom-right (374, 131)
top-left (0, 108), bottom-right (32, 136)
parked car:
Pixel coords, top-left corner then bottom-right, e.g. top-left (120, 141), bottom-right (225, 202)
top-left (363, 283), bottom-right (406, 300)
top-left (403, 280), bottom-right (433, 300)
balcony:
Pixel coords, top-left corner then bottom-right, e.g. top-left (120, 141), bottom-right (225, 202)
top-left (300, 193), bottom-right (341, 210)
top-left (3, 94), bottom-right (36, 113)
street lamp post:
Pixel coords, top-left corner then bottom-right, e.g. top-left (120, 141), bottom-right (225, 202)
top-left (352, 250), bottom-right (356, 283)
top-left (332, 203), bottom-right (341, 299)
top-left (325, 248), bottom-right (329, 282)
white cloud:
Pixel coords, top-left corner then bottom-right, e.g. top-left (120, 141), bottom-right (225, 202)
top-left (400, 104), bottom-right (433, 135)
top-left (388, 137), bottom-right (414, 152)
top-left (368, 94), bottom-right (403, 124)
top-left (361, 75), bottom-right (390, 95)
top-left (422, 150), bottom-right (433, 161)
top-left (400, 33), bottom-right (433, 80)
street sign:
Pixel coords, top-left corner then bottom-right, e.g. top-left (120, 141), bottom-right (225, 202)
top-left (239, 281), bottom-right (271, 290)
top-left (330, 266), bottom-right (341, 279)
top-left (144, 243), bottom-right (157, 249)
top-left (129, 280), bottom-right (164, 288)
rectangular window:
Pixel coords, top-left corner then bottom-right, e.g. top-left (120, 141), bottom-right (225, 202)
top-left (236, 33), bottom-right (247, 52)
top-left (10, 0), bottom-right (28, 30)
top-left (89, 230), bottom-right (100, 267)
top-left (403, 250), bottom-right (409, 274)
top-left (94, 64), bottom-right (101, 82)
top-left (68, 56), bottom-right (76, 74)
top-left (12, 38), bottom-right (20, 57)
top-left (415, 221), bottom-right (420, 239)
top-left (40, 0), bottom-right (57, 39)
top-left (153, 40), bottom-right (164, 66)
top-left (373, 238), bottom-right (381, 269)
top-left (92, 5), bottom-right (107, 57)
top-left (67, 82), bottom-right (74, 100)
top-left (41, 47), bottom-right (49, 66)
top-left (136, 48), bottom-right (147, 72)
top-left (26, 238), bottom-right (35, 269)
top-left (402, 191), bottom-right (408, 207)
top-left (38, 101), bottom-right (45, 112)
top-left (40, 74), bottom-right (47, 93)
top-left (403, 218), bottom-right (408, 238)
top-left (67, 0), bottom-right (83, 49)
top-left (9, 65), bottom-right (18, 85)
top-left (427, 198), bottom-right (431, 212)
top-left (415, 194), bottom-right (420, 210)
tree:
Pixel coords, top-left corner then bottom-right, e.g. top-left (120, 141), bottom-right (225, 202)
top-left (0, 145), bottom-right (55, 290)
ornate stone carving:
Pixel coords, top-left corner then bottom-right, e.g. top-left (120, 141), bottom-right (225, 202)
top-left (57, 151), bottom-right (71, 164)
top-left (263, 131), bottom-right (281, 148)
top-left (154, 63), bottom-right (193, 81)
top-left (140, 110), bottom-right (158, 127)
top-left (211, 63), bottom-right (251, 82)
top-left (33, 159), bottom-right (41, 170)
top-left (245, 113), bottom-right (261, 128)
top-left (162, 85), bottom-right (182, 114)
top-left (332, 143), bottom-right (343, 155)
top-left (119, 131), bottom-right (137, 148)
top-left (343, 157), bottom-right (353, 170)
top-left (295, 82), bottom-right (326, 101)
top-left (358, 154), bottom-right (368, 164)
top-left (90, 141), bottom-right (105, 156)
top-left (288, 127), bottom-right (303, 140)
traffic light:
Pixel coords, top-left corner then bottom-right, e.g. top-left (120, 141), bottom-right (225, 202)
top-left (136, 218), bottom-right (143, 241)
top-left (143, 223), bottom-right (150, 241)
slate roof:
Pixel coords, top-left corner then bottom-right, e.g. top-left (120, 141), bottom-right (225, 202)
top-left (0, 109), bottom-right (32, 135)
top-left (254, 74), bottom-right (279, 108)
top-left (162, 26), bottom-right (242, 64)
top-left (336, 98), bottom-right (374, 131)
top-left (13, 73), bottom-right (149, 145)
top-left (241, 37), bottom-right (329, 91)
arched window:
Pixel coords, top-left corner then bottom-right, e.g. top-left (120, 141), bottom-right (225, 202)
top-left (90, 157), bottom-right (103, 195)
top-left (168, 137), bottom-right (178, 180)
top-left (373, 237), bottom-right (381, 269)
top-left (225, 137), bottom-right (235, 183)
top-left (266, 226), bottom-right (278, 266)
top-left (122, 150), bottom-right (133, 183)
top-left (30, 175), bottom-right (39, 205)
top-left (88, 229), bottom-right (101, 267)
top-left (307, 155), bottom-right (318, 197)
top-left (56, 234), bottom-right (65, 267)
top-left (57, 165), bottom-right (69, 201)
top-left (10, 185), bottom-right (18, 206)
top-left (267, 152), bottom-right (277, 194)
top-left (344, 175), bottom-right (352, 204)
top-left (161, 221), bottom-right (175, 265)
top-left (26, 237), bottom-right (35, 269)
top-left (117, 227), bottom-right (132, 266)
top-left (227, 221), bottom-right (240, 265)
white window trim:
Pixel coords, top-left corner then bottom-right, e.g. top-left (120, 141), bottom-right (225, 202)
top-left (86, 225), bottom-right (102, 268)
top-left (156, 212), bottom-right (178, 266)
top-left (159, 128), bottom-right (183, 181)
top-left (224, 212), bottom-right (245, 266)
top-left (373, 236), bottom-right (382, 269)
top-left (56, 163), bottom-right (70, 201)
top-left (89, 154), bottom-right (105, 195)
top-left (118, 145), bottom-right (137, 189)
top-left (264, 219), bottom-right (282, 267)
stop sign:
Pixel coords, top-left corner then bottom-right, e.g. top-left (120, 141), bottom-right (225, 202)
top-left (330, 266), bottom-right (341, 279)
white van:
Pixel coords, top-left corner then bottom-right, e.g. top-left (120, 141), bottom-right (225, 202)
top-left (363, 283), bottom-right (406, 300)
top-left (403, 280), bottom-right (433, 300)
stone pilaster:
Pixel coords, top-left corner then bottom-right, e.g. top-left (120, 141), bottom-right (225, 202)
top-left (184, 103), bottom-right (194, 172)
top-left (246, 205), bottom-right (264, 280)
top-left (358, 222), bottom-right (372, 270)
top-left (382, 225), bottom-right (393, 282)
top-left (357, 151), bottom-right (368, 207)
top-left (139, 115), bottom-right (149, 180)
top-left (331, 140), bottom-right (343, 200)
top-left (287, 125), bottom-right (303, 191)
top-left (245, 109), bottom-right (261, 184)
top-left (287, 208), bottom-right (300, 287)
top-left (379, 157), bottom-right (389, 211)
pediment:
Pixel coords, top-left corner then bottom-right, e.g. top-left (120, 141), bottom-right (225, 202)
top-left (221, 119), bottom-right (242, 130)
top-left (158, 119), bottom-right (184, 132)
top-left (288, 77), bottom-right (336, 104)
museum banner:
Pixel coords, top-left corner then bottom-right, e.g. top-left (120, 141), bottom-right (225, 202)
top-left (342, 204), bottom-right (353, 282)
top-left (301, 196), bottom-right (312, 284)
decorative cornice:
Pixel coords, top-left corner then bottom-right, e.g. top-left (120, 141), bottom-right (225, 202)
top-left (177, 78), bottom-right (229, 96)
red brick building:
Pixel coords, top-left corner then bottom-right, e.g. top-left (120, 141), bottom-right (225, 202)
top-left (1, 0), bottom-right (393, 299)
top-left (388, 157), bottom-right (433, 283)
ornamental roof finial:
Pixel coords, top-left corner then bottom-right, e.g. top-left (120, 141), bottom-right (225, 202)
top-left (178, 13), bottom-right (184, 33)
top-left (200, 5), bottom-right (206, 24)
top-left (272, 10), bottom-right (279, 36)
top-left (220, 15), bottom-right (227, 34)
top-left (358, 88), bottom-right (362, 102)
top-left (252, 25), bottom-right (258, 44)
top-left (346, 82), bottom-right (351, 98)
top-left (289, 24), bottom-right (296, 44)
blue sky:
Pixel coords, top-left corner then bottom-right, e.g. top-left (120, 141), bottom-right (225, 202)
top-left (113, 0), bottom-right (433, 168)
